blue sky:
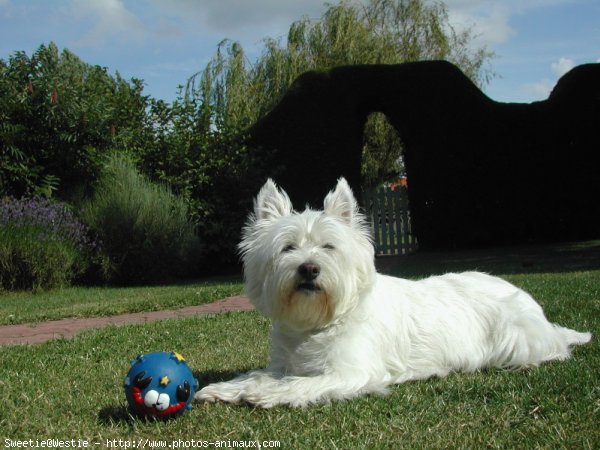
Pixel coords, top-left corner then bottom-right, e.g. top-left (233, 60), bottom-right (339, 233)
top-left (1, 0), bottom-right (599, 104)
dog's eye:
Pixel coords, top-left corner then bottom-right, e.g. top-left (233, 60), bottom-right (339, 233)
top-left (322, 244), bottom-right (335, 250)
top-left (282, 244), bottom-right (296, 253)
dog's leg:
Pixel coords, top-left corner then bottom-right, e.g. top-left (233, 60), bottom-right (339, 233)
top-left (195, 370), bottom-right (268, 405)
top-left (196, 370), bottom-right (389, 408)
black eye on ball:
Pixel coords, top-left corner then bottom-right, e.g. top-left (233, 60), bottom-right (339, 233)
top-left (323, 244), bottom-right (335, 250)
top-left (176, 381), bottom-right (191, 402)
top-left (133, 371), bottom-right (152, 389)
top-left (282, 244), bottom-right (296, 253)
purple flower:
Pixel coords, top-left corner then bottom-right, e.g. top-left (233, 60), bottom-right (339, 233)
top-left (0, 196), bottom-right (101, 253)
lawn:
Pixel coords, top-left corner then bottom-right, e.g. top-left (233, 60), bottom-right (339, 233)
top-left (0, 242), bottom-right (599, 448)
top-left (0, 278), bottom-right (243, 325)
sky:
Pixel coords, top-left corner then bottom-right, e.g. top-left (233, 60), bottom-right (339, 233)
top-left (1, 0), bottom-right (599, 104)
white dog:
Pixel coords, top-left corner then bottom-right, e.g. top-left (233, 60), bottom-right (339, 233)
top-left (196, 178), bottom-right (591, 408)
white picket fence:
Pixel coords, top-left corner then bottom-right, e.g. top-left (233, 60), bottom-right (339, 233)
top-left (363, 186), bottom-right (418, 256)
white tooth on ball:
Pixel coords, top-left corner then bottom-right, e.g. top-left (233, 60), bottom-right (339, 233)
top-left (156, 393), bottom-right (171, 411)
top-left (144, 390), bottom-right (159, 407)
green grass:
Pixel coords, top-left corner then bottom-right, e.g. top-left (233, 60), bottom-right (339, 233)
top-left (377, 240), bottom-right (600, 278)
top-left (0, 279), bottom-right (243, 325)
top-left (0, 241), bottom-right (599, 448)
top-left (2, 240), bottom-right (597, 326)
top-left (0, 302), bottom-right (598, 448)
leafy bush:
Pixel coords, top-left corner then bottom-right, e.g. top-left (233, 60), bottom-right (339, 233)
top-left (0, 197), bottom-right (97, 290)
top-left (81, 154), bottom-right (202, 285)
top-left (0, 43), bottom-right (150, 198)
top-left (133, 110), bottom-right (261, 267)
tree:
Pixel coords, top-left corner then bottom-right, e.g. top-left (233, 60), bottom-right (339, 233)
top-left (0, 43), bottom-right (149, 198)
top-left (187, 0), bottom-right (493, 186)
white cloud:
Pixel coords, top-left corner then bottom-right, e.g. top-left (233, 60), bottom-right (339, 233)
top-left (550, 57), bottom-right (575, 76)
top-left (525, 79), bottom-right (555, 100)
top-left (142, 0), bottom-right (338, 61)
top-left (69, 0), bottom-right (147, 48)
top-left (150, 0), bottom-right (326, 34)
top-left (442, 0), bottom-right (578, 48)
top-left (523, 57), bottom-right (577, 101)
top-left (447, 2), bottom-right (515, 46)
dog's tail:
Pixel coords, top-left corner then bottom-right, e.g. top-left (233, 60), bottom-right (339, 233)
top-left (558, 326), bottom-right (592, 346)
top-left (498, 317), bottom-right (591, 370)
top-left (525, 326), bottom-right (591, 367)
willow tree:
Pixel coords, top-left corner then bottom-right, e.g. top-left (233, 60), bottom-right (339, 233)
top-left (188, 0), bottom-right (493, 185)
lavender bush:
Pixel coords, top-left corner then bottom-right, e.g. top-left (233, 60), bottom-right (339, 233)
top-left (0, 197), bottom-right (99, 290)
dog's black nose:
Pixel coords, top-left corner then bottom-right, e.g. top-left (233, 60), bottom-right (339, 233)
top-left (298, 263), bottom-right (320, 281)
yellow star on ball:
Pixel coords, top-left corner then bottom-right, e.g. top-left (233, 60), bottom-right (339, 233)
top-left (160, 376), bottom-right (170, 386)
top-left (173, 352), bottom-right (186, 362)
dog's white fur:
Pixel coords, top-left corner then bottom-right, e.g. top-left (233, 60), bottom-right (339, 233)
top-left (195, 178), bottom-right (591, 407)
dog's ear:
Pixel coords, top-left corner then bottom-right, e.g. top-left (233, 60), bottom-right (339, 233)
top-left (324, 178), bottom-right (357, 224)
top-left (254, 179), bottom-right (293, 221)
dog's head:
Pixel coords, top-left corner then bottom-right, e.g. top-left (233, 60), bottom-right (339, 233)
top-left (239, 178), bottom-right (376, 331)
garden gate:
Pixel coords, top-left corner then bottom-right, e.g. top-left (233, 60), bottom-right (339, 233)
top-left (363, 185), bottom-right (418, 256)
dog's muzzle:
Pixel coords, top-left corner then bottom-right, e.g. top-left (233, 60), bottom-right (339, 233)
top-left (297, 262), bottom-right (321, 292)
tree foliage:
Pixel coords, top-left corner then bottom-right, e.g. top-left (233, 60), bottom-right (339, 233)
top-left (188, 0), bottom-right (493, 185)
top-left (0, 42), bottom-right (149, 198)
top-left (0, 1), bottom-right (497, 275)
top-left (134, 93), bottom-right (258, 265)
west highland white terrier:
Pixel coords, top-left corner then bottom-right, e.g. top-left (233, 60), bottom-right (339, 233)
top-left (196, 178), bottom-right (591, 408)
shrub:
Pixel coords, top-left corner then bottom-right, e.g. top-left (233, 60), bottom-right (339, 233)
top-left (81, 154), bottom-right (202, 285)
top-left (0, 197), bottom-right (97, 290)
top-left (0, 43), bottom-right (150, 198)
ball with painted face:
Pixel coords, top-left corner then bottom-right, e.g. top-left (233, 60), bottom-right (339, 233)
top-left (124, 351), bottom-right (198, 419)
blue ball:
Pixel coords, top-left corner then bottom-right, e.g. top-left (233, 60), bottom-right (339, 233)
top-left (124, 351), bottom-right (199, 419)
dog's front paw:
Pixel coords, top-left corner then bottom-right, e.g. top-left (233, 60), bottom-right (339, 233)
top-left (194, 380), bottom-right (284, 408)
top-left (194, 382), bottom-right (245, 404)
top-left (193, 387), bottom-right (218, 403)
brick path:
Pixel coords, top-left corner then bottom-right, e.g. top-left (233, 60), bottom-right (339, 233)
top-left (0, 296), bottom-right (253, 346)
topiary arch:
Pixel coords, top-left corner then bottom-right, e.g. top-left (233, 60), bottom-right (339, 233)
top-left (246, 61), bottom-right (600, 249)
